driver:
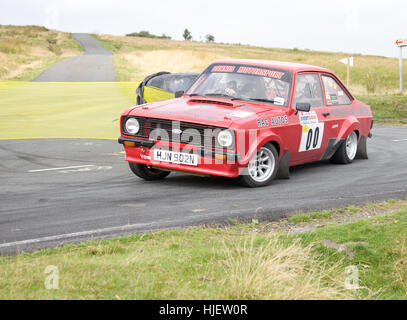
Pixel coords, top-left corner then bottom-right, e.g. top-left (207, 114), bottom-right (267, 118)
top-left (224, 80), bottom-right (238, 96)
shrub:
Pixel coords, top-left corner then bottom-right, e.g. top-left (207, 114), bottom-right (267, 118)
top-left (365, 70), bottom-right (378, 94)
top-left (47, 37), bottom-right (61, 56)
top-left (183, 28), bottom-right (192, 41)
top-left (205, 34), bottom-right (215, 42)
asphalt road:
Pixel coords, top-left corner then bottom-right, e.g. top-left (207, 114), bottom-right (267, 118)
top-left (0, 126), bottom-right (406, 254)
top-left (34, 33), bottom-right (116, 82)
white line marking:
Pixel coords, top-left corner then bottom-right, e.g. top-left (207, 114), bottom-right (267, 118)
top-left (0, 223), bottom-right (149, 249)
top-left (2, 187), bottom-right (407, 250)
top-left (392, 139), bottom-right (407, 142)
top-left (28, 165), bottom-right (95, 173)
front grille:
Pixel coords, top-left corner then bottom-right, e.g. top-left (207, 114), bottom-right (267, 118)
top-left (122, 116), bottom-right (230, 149)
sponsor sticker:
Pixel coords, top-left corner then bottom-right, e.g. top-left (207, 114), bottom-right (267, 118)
top-left (299, 110), bottom-right (318, 125)
top-left (271, 115), bottom-right (288, 125)
top-left (257, 118), bottom-right (269, 127)
top-left (273, 97), bottom-right (285, 106)
top-left (298, 111), bottom-right (323, 151)
top-left (236, 66), bottom-right (284, 79)
top-left (211, 65), bottom-right (236, 72)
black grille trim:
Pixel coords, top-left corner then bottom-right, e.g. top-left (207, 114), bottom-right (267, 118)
top-left (122, 116), bottom-right (234, 150)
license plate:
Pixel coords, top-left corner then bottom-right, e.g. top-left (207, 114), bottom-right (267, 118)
top-left (153, 149), bottom-right (198, 166)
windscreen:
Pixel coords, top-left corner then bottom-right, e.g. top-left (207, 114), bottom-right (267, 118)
top-left (187, 64), bottom-right (292, 107)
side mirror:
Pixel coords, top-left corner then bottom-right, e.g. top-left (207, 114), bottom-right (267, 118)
top-left (295, 102), bottom-right (311, 114)
top-left (174, 91), bottom-right (184, 98)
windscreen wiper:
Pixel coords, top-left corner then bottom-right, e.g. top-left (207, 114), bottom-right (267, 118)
top-left (245, 98), bottom-right (275, 104)
top-left (202, 92), bottom-right (238, 100)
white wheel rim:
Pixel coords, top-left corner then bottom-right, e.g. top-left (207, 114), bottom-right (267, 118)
top-left (346, 132), bottom-right (357, 160)
top-left (248, 147), bottom-right (275, 183)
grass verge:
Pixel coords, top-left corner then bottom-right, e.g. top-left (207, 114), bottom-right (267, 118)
top-left (356, 94), bottom-right (407, 125)
top-left (1, 199), bottom-right (406, 299)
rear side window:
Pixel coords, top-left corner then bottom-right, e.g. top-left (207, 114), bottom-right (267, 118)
top-left (292, 73), bottom-right (323, 108)
top-left (321, 75), bottom-right (352, 106)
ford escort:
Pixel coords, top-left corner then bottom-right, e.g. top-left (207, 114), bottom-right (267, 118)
top-left (118, 59), bottom-right (373, 187)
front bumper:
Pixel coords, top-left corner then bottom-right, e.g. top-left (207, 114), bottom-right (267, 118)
top-left (118, 136), bottom-right (241, 177)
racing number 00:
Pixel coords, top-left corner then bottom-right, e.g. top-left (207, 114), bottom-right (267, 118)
top-left (299, 123), bottom-right (324, 152)
top-left (305, 127), bottom-right (320, 150)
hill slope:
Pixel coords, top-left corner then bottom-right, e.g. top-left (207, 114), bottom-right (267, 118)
top-left (94, 33), bottom-right (406, 96)
top-left (0, 25), bottom-right (83, 80)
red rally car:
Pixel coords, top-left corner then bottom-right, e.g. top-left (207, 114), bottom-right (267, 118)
top-left (118, 59), bottom-right (373, 187)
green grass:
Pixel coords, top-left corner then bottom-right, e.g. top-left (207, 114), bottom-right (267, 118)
top-left (356, 95), bottom-right (407, 124)
top-left (0, 81), bottom-right (137, 140)
top-left (289, 210), bottom-right (332, 223)
top-left (112, 55), bottom-right (139, 81)
top-left (10, 56), bottom-right (65, 81)
top-left (1, 200), bottom-right (406, 299)
top-left (297, 209), bottom-right (407, 299)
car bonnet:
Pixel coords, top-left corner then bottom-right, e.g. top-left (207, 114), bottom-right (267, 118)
top-left (126, 97), bottom-right (282, 128)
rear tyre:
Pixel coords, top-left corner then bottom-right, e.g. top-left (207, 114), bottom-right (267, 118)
top-left (355, 135), bottom-right (368, 159)
top-left (128, 162), bottom-right (170, 180)
top-left (237, 143), bottom-right (279, 188)
top-left (330, 131), bottom-right (358, 164)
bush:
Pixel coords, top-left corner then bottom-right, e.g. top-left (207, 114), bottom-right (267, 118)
top-left (205, 34), bottom-right (215, 42)
top-left (47, 37), bottom-right (61, 56)
top-left (126, 31), bottom-right (171, 40)
top-left (365, 70), bottom-right (378, 94)
top-left (183, 28), bottom-right (192, 41)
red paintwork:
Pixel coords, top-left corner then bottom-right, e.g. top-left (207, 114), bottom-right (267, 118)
top-left (120, 59), bottom-right (373, 178)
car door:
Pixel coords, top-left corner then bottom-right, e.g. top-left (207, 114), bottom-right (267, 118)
top-left (320, 73), bottom-right (354, 143)
top-left (291, 73), bottom-right (331, 162)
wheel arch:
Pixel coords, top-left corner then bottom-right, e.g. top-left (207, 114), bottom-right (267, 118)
top-left (238, 132), bottom-right (283, 166)
top-left (337, 116), bottom-right (361, 141)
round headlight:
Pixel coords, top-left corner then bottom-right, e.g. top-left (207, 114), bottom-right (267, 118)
top-left (125, 118), bottom-right (140, 135)
top-left (217, 130), bottom-right (233, 148)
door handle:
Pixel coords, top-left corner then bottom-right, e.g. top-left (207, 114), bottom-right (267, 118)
top-left (322, 112), bottom-right (330, 117)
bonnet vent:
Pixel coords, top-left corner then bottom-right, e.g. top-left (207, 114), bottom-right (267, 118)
top-left (188, 98), bottom-right (234, 107)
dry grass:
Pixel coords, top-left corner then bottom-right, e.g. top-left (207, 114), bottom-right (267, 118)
top-left (96, 34), bottom-right (407, 95)
top-left (122, 49), bottom-right (228, 80)
top-left (0, 25), bottom-right (82, 80)
top-left (0, 229), bottom-right (359, 300)
top-left (219, 236), bottom-right (354, 299)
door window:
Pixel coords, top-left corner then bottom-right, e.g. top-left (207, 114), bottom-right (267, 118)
top-left (292, 74), bottom-right (323, 108)
top-left (321, 75), bottom-right (352, 106)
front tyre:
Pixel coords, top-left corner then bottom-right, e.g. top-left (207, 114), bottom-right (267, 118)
top-left (238, 143), bottom-right (279, 187)
top-left (330, 131), bottom-right (358, 164)
top-left (128, 162), bottom-right (170, 180)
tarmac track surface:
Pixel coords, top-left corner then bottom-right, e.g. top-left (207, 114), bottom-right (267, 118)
top-left (33, 33), bottom-right (116, 82)
top-left (0, 126), bottom-right (406, 254)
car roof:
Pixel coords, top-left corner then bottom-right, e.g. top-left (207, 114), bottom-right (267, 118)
top-left (212, 59), bottom-right (332, 74)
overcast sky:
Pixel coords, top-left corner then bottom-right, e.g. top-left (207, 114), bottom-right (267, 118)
top-left (1, 0), bottom-right (406, 58)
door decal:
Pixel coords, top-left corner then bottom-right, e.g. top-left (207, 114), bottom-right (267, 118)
top-left (298, 111), bottom-right (324, 152)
